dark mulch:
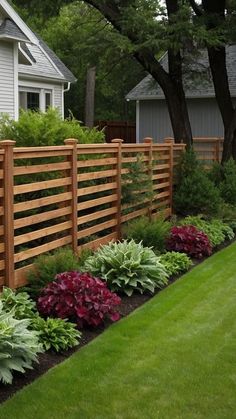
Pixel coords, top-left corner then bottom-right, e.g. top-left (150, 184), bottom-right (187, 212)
top-left (0, 237), bottom-right (235, 405)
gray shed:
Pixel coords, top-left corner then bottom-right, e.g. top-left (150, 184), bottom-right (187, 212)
top-left (126, 46), bottom-right (236, 142)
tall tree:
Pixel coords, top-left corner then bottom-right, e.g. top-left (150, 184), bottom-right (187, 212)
top-left (190, 0), bottom-right (236, 161)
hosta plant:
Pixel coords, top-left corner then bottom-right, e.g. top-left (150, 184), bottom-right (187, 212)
top-left (37, 272), bottom-right (121, 328)
top-left (0, 302), bottom-right (42, 385)
top-left (159, 252), bottom-right (193, 278)
top-left (31, 316), bottom-right (81, 352)
top-left (84, 239), bottom-right (168, 296)
top-left (0, 287), bottom-right (37, 320)
top-left (167, 225), bottom-right (212, 259)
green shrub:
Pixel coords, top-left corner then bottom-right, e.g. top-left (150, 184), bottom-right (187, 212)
top-left (0, 108), bottom-right (104, 146)
top-left (219, 159), bottom-right (236, 205)
top-left (30, 317), bottom-right (81, 352)
top-left (0, 287), bottom-right (37, 319)
top-left (84, 239), bottom-right (168, 296)
top-left (123, 216), bottom-right (171, 253)
top-left (159, 252), bottom-right (193, 277)
top-left (180, 215), bottom-right (234, 247)
top-left (0, 302), bottom-right (42, 384)
top-left (174, 150), bottom-right (221, 216)
top-left (26, 248), bottom-right (82, 298)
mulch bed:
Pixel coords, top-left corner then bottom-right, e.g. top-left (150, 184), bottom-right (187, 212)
top-left (0, 238), bottom-right (235, 405)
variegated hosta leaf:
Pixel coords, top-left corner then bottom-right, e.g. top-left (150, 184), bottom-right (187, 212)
top-left (84, 239), bottom-right (168, 296)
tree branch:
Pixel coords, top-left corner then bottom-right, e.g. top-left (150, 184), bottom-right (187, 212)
top-left (188, 0), bottom-right (203, 16)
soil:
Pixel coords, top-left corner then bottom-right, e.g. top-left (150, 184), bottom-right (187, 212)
top-left (0, 238), bottom-right (235, 405)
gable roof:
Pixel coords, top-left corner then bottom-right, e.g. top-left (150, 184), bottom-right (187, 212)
top-left (0, 0), bottom-right (76, 83)
top-left (0, 18), bottom-right (29, 42)
top-left (127, 45), bottom-right (236, 100)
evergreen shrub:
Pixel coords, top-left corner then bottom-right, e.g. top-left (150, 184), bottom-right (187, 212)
top-left (174, 150), bottom-right (221, 216)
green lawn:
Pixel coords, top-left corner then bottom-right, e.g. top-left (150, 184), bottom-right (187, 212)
top-left (1, 243), bottom-right (236, 419)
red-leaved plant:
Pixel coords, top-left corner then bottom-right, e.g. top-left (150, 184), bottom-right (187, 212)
top-left (37, 272), bottom-right (121, 328)
top-left (166, 225), bottom-right (212, 259)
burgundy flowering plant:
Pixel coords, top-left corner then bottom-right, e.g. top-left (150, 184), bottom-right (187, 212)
top-left (166, 225), bottom-right (212, 259)
top-left (37, 271), bottom-right (121, 328)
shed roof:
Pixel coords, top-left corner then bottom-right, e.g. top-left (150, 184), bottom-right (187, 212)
top-left (127, 45), bottom-right (236, 100)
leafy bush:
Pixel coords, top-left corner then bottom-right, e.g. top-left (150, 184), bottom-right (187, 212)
top-left (84, 240), bottom-right (168, 296)
top-left (181, 216), bottom-right (234, 246)
top-left (123, 216), bottom-right (171, 253)
top-left (167, 225), bottom-right (212, 259)
top-left (26, 248), bottom-right (83, 298)
top-left (174, 150), bottom-right (221, 216)
top-left (159, 252), bottom-right (193, 277)
top-left (31, 316), bottom-right (81, 352)
top-left (37, 272), bottom-right (121, 328)
top-left (0, 302), bottom-right (42, 384)
top-left (219, 159), bottom-right (236, 205)
top-left (0, 108), bottom-right (104, 146)
top-left (0, 287), bottom-right (37, 319)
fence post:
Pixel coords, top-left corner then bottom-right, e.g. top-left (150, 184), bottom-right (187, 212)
top-left (111, 139), bottom-right (123, 241)
top-left (164, 138), bottom-right (174, 216)
top-left (144, 137), bottom-right (153, 220)
top-left (0, 140), bottom-right (16, 288)
top-left (64, 138), bottom-right (78, 254)
top-left (215, 139), bottom-right (221, 163)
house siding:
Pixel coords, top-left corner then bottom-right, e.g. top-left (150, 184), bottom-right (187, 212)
top-left (0, 40), bottom-right (15, 118)
top-left (139, 98), bottom-right (225, 142)
top-left (54, 84), bottom-right (63, 116)
top-left (18, 44), bottom-right (63, 80)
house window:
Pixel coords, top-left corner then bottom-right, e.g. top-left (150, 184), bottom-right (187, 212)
top-left (19, 88), bottom-right (53, 112)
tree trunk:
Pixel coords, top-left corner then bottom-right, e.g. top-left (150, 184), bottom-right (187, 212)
top-left (85, 66), bottom-right (96, 128)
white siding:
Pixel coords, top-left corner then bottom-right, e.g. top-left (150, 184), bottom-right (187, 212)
top-left (54, 84), bottom-right (63, 116)
top-left (0, 41), bottom-right (14, 118)
top-left (18, 44), bottom-right (62, 80)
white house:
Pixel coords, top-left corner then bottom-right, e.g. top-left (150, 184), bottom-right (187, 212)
top-left (0, 0), bottom-right (76, 120)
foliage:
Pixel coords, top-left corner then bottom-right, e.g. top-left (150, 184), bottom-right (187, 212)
top-left (180, 216), bottom-right (234, 247)
top-left (159, 251), bottom-right (193, 278)
top-left (0, 302), bottom-right (42, 385)
top-left (0, 108), bottom-right (104, 146)
top-left (121, 155), bottom-right (153, 206)
top-left (37, 272), bottom-right (121, 328)
top-left (167, 225), bottom-right (212, 259)
top-left (30, 316), bottom-right (81, 352)
top-left (174, 150), bottom-right (221, 216)
top-left (0, 288), bottom-right (37, 320)
top-left (123, 216), bottom-right (171, 253)
top-left (217, 203), bottom-right (236, 231)
top-left (26, 248), bottom-right (83, 298)
top-left (219, 159), bottom-right (236, 206)
top-left (84, 239), bottom-right (168, 296)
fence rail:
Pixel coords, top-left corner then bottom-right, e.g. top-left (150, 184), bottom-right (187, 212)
top-left (0, 138), bottom-right (186, 289)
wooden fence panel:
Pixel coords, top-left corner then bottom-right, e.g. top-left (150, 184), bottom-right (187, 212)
top-left (0, 139), bottom-right (185, 289)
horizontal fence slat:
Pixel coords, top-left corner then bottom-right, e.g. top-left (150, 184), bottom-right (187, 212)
top-left (78, 169), bottom-right (117, 182)
top-left (14, 192), bottom-right (72, 213)
top-left (78, 232), bottom-right (117, 252)
top-left (14, 206), bottom-right (72, 230)
top-left (78, 219), bottom-right (117, 240)
top-left (77, 207), bottom-right (117, 226)
top-left (78, 194), bottom-right (118, 211)
top-left (78, 182), bottom-right (117, 197)
top-left (121, 207), bottom-right (148, 223)
top-left (78, 157), bottom-right (117, 168)
top-left (14, 161), bottom-right (71, 176)
top-left (14, 221), bottom-right (72, 246)
top-left (14, 177), bottom-right (71, 195)
top-left (14, 236), bottom-right (72, 263)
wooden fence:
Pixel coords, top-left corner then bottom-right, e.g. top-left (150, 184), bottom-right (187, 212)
top-left (96, 121), bottom-right (136, 143)
top-left (0, 138), bottom-right (185, 289)
top-left (164, 137), bottom-right (224, 166)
